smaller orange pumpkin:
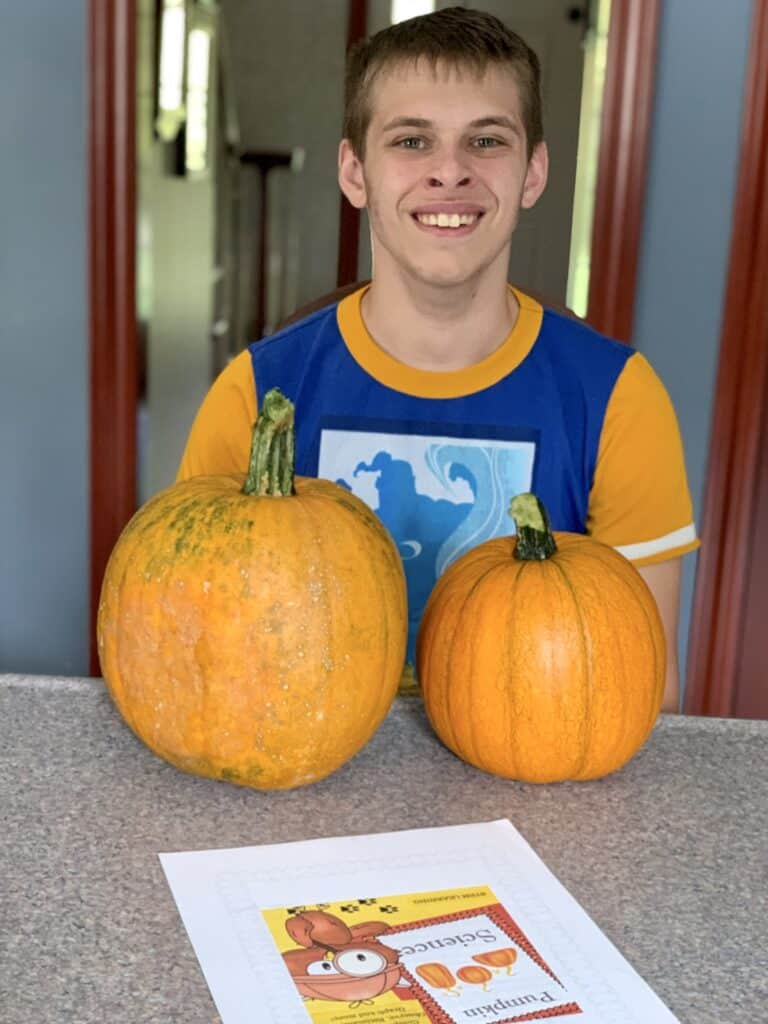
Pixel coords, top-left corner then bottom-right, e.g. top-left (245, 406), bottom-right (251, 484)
top-left (417, 493), bottom-right (666, 783)
top-left (457, 965), bottom-right (493, 990)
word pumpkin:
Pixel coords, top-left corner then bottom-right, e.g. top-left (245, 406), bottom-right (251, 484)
top-left (417, 493), bottom-right (665, 783)
top-left (98, 389), bottom-right (407, 789)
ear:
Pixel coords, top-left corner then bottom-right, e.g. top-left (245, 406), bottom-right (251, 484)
top-left (350, 921), bottom-right (389, 939)
top-left (286, 911), bottom-right (351, 948)
top-left (338, 138), bottom-right (368, 210)
top-left (285, 914), bottom-right (316, 947)
top-left (521, 141), bottom-right (548, 210)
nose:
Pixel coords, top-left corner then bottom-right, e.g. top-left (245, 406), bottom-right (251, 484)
top-left (426, 144), bottom-right (473, 189)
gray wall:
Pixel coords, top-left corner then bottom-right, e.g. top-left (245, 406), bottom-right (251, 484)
top-left (0, 2), bottom-right (89, 675)
top-left (632, 0), bottom-right (753, 690)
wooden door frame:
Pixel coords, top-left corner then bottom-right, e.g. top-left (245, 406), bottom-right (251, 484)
top-left (88, 0), bottom-right (660, 674)
top-left (684, 0), bottom-right (768, 717)
top-left (89, 0), bottom-right (137, 674)
top-left (587, 0), bottom-right (660, 341)
top-left (336, 0), bottom-right (367, 286)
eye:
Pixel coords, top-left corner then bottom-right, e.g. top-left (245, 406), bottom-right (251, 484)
top-left (395, 136), bottom-right (427, 150)
top-left (473, 136), bottom-right (504, 148)
top-left (305, 958), bottom-right (341, 976)
top-left (336, 949), bottom-right (388, 977)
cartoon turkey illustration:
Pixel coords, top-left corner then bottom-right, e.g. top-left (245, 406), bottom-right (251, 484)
top-left (281, 910), bottom-right (405, 1004)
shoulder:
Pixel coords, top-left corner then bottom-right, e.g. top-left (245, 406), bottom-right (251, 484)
top-left (537, 305), bottom-right (634, 373)
top-left (603, 349), bottom-right (679, 431)
top-left (520, 300), bottom-right (635, 405)
top-left (530, 300), bottom-right (671, 409)
top-left (191, 348), bottom-right (254, 405)
top-left (175, 349), bottom-right (256, 482)
top-left (247, 301), bottom-right (340, 359)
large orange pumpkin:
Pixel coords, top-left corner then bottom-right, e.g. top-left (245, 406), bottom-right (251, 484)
top-left (97, 389), bottom-right (407, 790)
top-left (416, 493), bottom-right (665, 783)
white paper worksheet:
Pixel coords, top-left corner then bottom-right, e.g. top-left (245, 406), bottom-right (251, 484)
top-left (159, 819), bottom-right (680, 1024)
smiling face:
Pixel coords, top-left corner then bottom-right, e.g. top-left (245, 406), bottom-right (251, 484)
top-left (338, 59), bottom-right (548, 291)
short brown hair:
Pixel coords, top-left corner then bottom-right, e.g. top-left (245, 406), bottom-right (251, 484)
top-left (343, 6), bottom-right (543, 161)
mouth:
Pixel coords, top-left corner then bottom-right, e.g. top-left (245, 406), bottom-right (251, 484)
top-left (410, 210), bottom-right (485, 237)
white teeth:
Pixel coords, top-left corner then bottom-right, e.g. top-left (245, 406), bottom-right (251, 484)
top-left (416, 212), bottom-right (478, 228)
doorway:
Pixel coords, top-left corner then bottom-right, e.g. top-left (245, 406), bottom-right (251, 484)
top-left (88, 0), bottom-right (660, 673)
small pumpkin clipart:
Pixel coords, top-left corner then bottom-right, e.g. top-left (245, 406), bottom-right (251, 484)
top-left (97, 389), bottom-right (407, 789)
top-left (416, 493), bottom-right (665, 783)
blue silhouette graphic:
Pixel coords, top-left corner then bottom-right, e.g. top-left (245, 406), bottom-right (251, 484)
top-left (334, 440), bottom-right (532, 664)
top-left (342, 452), bottom-right (472, 661)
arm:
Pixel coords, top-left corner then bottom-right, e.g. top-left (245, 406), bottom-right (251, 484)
top-left (636, 556), bottom-right (682, 713)
top-left (586, 353), bottom-right (698, 713)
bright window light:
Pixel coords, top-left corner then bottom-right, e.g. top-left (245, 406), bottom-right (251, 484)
top-left (185, 28), bottom-right (211, 174)
top-left (391, 0), bottom-right (436, 25)
top-left (157, 0), bottom-right (186, 140)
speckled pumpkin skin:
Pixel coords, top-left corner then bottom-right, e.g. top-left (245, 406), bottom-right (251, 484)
top-left (416, 533), bottom-right (665, 783)
top-left (97, 474), bottom-right (407, 790)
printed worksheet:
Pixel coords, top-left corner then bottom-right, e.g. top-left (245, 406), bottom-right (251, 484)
top-left (159, 819), bottom-right (680, 1024)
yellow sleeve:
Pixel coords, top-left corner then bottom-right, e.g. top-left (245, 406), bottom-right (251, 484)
top-left (587, 352), bottom-right (700, 566)
top-left (176, 350), bottom-right (258, 482)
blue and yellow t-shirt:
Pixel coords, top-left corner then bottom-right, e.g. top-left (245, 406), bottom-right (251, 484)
top-left (178, 286), bottom-right (699, 661)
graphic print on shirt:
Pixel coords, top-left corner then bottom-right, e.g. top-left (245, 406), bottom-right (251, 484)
top-left (318, 422), bottom-right (537, 663)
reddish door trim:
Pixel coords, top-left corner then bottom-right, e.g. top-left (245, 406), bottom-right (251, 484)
top-left (587, 0), bottom-right (661, 342)
top-left (336, 0), bottom-right (367, 286)
top-left (88, 0), bottom-right (138, 675)
top-left (684, 0), bottom-right (768, 717)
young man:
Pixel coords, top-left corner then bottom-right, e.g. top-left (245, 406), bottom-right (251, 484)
top-left (177, 8), bottom-right (699, 710)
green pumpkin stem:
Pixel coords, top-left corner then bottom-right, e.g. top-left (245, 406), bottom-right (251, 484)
top-left (509, 493), bottom-right (558, 561)
top-left (242, 388), bottom-right (296, 496)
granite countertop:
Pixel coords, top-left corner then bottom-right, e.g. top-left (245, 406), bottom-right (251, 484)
top-left (1, 673), bottom-right (767, 1024)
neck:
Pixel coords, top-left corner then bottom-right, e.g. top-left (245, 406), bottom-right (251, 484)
top-left (361, 263), bottom-right (519, 372)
